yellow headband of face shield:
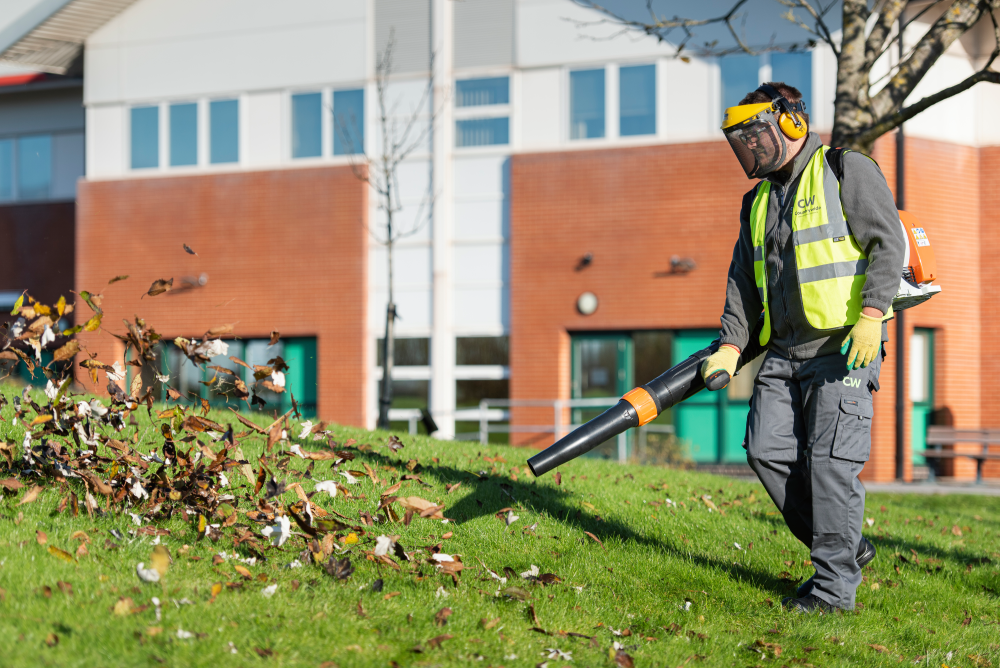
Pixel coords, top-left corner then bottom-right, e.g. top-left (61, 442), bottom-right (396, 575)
top-left (721, 103), bottom-right (774, 131)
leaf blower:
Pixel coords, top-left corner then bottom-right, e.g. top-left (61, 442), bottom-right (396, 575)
top-left (526, 212), bottom-right (942, 477)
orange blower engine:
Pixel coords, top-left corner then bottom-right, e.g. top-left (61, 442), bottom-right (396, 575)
top-left (893, 210), bottom-right (941, 310)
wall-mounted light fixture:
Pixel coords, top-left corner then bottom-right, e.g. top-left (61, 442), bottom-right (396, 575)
top-left (577, 291), bottom-right (598, 315)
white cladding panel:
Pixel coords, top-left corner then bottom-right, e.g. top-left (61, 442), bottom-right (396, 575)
top-left (85, 0), bottom-right (366, 105)
top-left (86, 104), bottom-right (125, 177)
top-left (517, 0), bottom-right (666, 68)
top-left (52, 131), bottom-right (85, 198)
top-left (454, 243), bottom-right (506, 284)
top-left (661, 57), bottom-right (717, 142)
top-left (453, 285), bottom-right (508, 330)
top-left (453, 155), bottom-right (507, 197)
top-left (373, 245), bottom-right (432, 289)
top-left (454, 0), bottom-right (514, 69)
top-left (904, 51), bottom-right (978, 146)
top-left (519, 67), bottom-right (560, 150)
top-left (370, 287), bottom-right (432, 332)
top-left (245, 91), bottom-right (282, 167)
top-left (454, 198), bottom-right (506, 239)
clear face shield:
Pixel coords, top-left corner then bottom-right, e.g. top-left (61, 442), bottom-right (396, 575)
top-left (723, 111), bottom-right (788, 179)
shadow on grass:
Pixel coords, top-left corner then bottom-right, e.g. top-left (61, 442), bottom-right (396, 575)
top-left (359, 449), bottom-right (800, 598)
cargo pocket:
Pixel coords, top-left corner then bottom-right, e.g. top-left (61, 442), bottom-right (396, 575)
top-left (832, 396), bottom-right (873, 462)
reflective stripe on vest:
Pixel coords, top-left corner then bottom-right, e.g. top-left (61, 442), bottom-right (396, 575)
top-left (749, 146), bottom-right (891, 346)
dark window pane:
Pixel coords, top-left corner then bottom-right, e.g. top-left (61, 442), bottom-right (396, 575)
top-left (456, 336), bottom-right (509, 365)
top-left (455, 117), bottom-right (508, 147)
top-left (377, 337), bottom-right (429, 366)
top-left (456, 379), bottom-right (508, 408)
top-left (292, 92), bottom-right (322, 159)
top-left (633, 331), bottom-right (672, 386)
top-left (570, 69), bottom-right (605, 139)
top-left (333, 89), bottom-right (364, 156)
top-left (131, 106), bottom-right (159, 169)
top-left (771, 52), bottom-right (812, 112)
top-left (619, 64), bottom-right (655, 136)
top-left (456, 77), bottom-right (509, 107)
top-left (17, 135), bottom-right (51, 200)
top-left (720, 55), bottom-right (759, 111)
top-left (0, 140), bottom-right (14, 201)
top-left (169, 103), bottom-right (198, 166)
top-left (390, 380), bottom-right (428, 409)
top-left (210, 99), bottom-right (239, 164)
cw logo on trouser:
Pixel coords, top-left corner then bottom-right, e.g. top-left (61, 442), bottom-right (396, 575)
top-left (842, 376), bottom-right (863, 388)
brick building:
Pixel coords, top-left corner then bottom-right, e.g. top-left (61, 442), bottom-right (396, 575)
top-left (1, 0), bottom-right (997, 481)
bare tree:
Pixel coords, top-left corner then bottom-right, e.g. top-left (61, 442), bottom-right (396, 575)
top-left (338, 30), bottom-right (438, 430)
top-left (572, 0), bottom-right (1000, 153)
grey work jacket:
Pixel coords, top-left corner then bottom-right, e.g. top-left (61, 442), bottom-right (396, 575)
top-left (719, 132), bottom-right (906, 360)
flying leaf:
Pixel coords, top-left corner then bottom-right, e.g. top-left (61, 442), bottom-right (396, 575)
top-left (18, 485), bottom-right (43, 505)
top-left (150, 545), bottom-right (172, 577)
top-left (53, 340), bottom-right (80, 362)
top-left (144, 278), bottom-right (173, 298)
top-left (9, 292), bottom-right (24, 316)
top-left (108, 275), bottom-right (129, 284)
top-left (83, 313), bottom-right (103, 332)
top-left (269, 331), bottom-right (280, 346)
top-left (324, 556), bottom-right (354, 580)
top-left (183, 244), bottom-right (198, 256)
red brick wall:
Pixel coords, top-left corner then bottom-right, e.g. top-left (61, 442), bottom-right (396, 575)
top-left (511, 136), bottom-right (985, 481)
top-left (75, 166), bottom-right (368, 427)
top-left (981, 146), bottom-right (1000, 476)
top-left (0, 201), bottom-right (76, 309)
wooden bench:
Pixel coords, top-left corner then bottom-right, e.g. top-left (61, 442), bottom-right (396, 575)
top-left (915, 427), bottom-right (1000, 484)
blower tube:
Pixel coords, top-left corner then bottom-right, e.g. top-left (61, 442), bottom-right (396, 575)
top-left (527, 317), bottom-right (767, 477)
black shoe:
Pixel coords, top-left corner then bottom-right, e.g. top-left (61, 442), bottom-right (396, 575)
top-left (796, 536), bottom-right (877, 597)
top-left (782, 593), bottom-right (838, 614)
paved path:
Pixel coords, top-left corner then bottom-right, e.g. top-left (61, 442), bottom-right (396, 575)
top-left (864, 480), bottom-right (1000, 496)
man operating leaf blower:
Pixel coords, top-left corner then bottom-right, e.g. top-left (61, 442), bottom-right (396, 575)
top-left (703, 82), bottom-right (905, 613)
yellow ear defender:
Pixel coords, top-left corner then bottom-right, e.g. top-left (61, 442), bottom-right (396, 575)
top-left (758, 83), bottom-right (808, 139)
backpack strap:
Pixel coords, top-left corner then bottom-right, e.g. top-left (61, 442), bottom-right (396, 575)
top-left (825, 147), bottom-right (849, 181)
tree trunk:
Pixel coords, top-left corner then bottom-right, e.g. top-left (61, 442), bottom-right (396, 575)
top-left (377, 301), bottom-right (395, 430)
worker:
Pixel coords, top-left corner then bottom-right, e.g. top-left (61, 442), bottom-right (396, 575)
top-left (702, 83), bottom-right (904, 613)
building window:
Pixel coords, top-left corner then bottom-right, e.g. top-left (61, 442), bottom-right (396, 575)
top-left (17, 135), bottom-right (52, 200)
top-left (720, 55), bottom-right (760, 111)
top-left (169, 103), bottom-right (198, 167)
top-left (131, 106), bottom-right (160, 169)
top-left (570, 68), bottom-right (605, 139)
top-left (456, 77), bottom-right (509, 107)
top-left (333, 89), bottom-right (365, 156)
top-left (292, 92), bottom-right (322, 159)
top-left (771, 52), bottom-right (812, 111)
top-left (377, 337), bottom-right (430, 366)
top-left (456, 336), bottom-right (509, 365)
top-left (456, 118), bottom-right (509, 147)
top-left (619, 64), bottom-right (655, 136)
top-left (0, 140), bottom-right (12, 201)
top-left (210, 99), bottom-right (239, 164)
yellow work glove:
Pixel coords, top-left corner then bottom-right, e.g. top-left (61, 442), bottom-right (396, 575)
top-left (840, 313), bottom-right (882, 370)
top-left (700, 345), bottom-right (740, 387)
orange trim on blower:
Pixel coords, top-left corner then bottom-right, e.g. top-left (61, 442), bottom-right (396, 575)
top-left (622, 387), bottom-right (658, 426)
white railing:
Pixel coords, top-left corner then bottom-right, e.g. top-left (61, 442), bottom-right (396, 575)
top-left (390, 399), bottom-right (674, 464)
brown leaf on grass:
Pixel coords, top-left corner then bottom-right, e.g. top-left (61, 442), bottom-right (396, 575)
top-left (614, 649), bottom-right (635, 667)
top-left (446, 482), bottom-right (462, 494)
top-left (48, 545), bottom-right (74, 563)
top-left (269, 331), bottom-right (280, 346)
top-left (36, 530), bottom-right (47, 545)
top-left (53, 340), bottom-right (80, 362)
top-left (426, 634), bottom-right (452, 650)
top-left (399, 496), bottom-right (445, 520)
top-left (952, 525), bottom-right (963, 536)
top-left (435, 607), bottom-right (453, 627)
top-left (108, 275), bottom-right (129, 284)
top-left (0, 478), bottom-right (25, 491)
top-left (868, 644), bottom-right (889, 653)
top-left (584, 531), bottom-right (605, 549)
top-left (356, 599), bottom-right (366, 618)
top-left (253, 648), bottom-right (273, 658)
top-left (209, 582), bottom-right (223, 603)
top-left (112, 597), bottom-right (135, 615)
top-left (18, 485), bottom-right (43, 505)
top-left (45, 633), bottom-right (58, 647)
top-left (554, 472), bottom-right (562, 486)
top-left (76, 543), bottom-right (89, 558)
top-left (234, 564), bottom-right (252, 580)
top-left (481, 617), bottom-right (500, 630)
top-left (501, 586), bottom-right (531, 601)
top-left (57, 581), bottom-right (73, 596)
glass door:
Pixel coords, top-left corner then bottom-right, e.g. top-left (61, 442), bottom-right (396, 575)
top-left (910, 329), bottom-right (934, 465)
top-left (571, 334), bottom-right (633, 460)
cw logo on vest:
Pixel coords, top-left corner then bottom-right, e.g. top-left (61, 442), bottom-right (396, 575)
top-left (797, 195), bottom-right (816, 209)
top-left (842, 377), bottom-right (863, 388)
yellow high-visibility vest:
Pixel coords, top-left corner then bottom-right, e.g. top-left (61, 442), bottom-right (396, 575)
top-left (750, 146), bottom-right (891, 345)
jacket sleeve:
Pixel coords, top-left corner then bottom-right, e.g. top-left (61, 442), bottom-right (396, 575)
top-left (840, 151), bottom-right (906, 314)
top-left (719, 188), bottom-right (765, 351)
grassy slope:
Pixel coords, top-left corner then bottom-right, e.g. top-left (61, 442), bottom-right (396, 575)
top-left (0, 392), bottom-right (999, 668)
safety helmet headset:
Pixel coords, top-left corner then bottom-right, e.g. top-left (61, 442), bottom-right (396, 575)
top-left (721, 84), bottom-right (808, 178)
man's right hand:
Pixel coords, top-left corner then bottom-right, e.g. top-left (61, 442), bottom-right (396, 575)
top-left (700, 344), bottom-right (741, 389)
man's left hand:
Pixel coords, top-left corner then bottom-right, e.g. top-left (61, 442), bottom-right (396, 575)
top-left (840, 307), bottom-right (883, 370)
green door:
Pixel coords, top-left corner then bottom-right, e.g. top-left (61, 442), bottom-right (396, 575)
top-left (673, 330), bottom-right (758, 463)
top-left (910, 329), bottom-right (934, 465)
top-left (571, 334), bottom-right (633, 460)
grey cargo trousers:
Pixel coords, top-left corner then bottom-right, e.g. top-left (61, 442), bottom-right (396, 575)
top-left (745, 348), bottom-right (881, 610)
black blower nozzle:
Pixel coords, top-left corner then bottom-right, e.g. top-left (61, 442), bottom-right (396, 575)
top-left (527, 318), bottom-right (766, 477)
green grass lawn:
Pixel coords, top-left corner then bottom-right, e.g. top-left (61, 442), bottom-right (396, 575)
top-left (1, 389), bottom-right (999, 668)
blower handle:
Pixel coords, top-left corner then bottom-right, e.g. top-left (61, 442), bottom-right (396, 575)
top-left (704, 369), bottom-right (731, 392)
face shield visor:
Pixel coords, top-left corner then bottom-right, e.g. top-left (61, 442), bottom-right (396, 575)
top-left (721, 105), bottom-right (788, 179)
